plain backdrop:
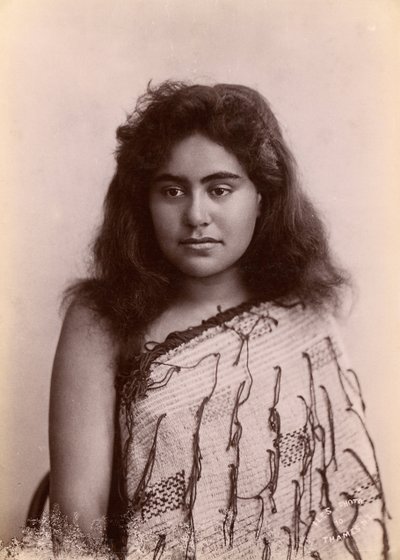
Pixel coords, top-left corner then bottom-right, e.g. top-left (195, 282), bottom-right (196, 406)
top-left (1, 0), bottom-right (399, 553)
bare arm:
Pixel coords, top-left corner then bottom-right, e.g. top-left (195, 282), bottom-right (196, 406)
top-left (49, 303), bottom-right (117, 537)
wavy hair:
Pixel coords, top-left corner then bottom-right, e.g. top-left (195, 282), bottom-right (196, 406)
top-left (67, 80), bottom-right (348, 349)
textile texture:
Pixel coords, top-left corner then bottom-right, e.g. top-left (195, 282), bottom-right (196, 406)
top-left (117, 301), bottom-right (390, 560)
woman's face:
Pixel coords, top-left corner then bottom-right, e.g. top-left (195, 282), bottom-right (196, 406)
top-left (149, 133), bottom-right (261, 281)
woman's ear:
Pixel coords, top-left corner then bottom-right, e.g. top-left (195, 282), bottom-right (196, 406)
top-left (257, 192), bottom-right (262, 216)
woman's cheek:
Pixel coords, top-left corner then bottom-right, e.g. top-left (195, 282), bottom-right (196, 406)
top-left (152, 206), bottom-right (175, 238)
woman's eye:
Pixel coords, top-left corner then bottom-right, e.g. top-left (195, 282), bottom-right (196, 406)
top-left (163, 187), bottom-right (184, 198)
top-left (210, 185), bottom-right (231, 197)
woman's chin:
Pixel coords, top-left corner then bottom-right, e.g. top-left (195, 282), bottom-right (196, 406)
top-left (173, 263), bottom-right (241, 283)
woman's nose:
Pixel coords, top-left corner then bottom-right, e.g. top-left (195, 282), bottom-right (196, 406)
top-left (184, 192), bottom-right (211, 227)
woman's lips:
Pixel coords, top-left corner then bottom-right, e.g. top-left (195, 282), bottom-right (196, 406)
top-left (180, 237), bottom-right (222, 250)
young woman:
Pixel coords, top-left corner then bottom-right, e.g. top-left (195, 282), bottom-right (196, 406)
top-left (49, 82), bottom-right (390, 559)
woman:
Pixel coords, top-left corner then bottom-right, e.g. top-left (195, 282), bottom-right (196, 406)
top-left (49, 81), bottom-right (390, 559)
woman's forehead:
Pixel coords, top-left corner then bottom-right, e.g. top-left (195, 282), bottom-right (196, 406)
top-left (157, 133), bottom-right (245, 177)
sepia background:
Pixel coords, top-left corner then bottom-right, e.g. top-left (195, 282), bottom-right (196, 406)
top-left (1, 0), bottom-right (399, 554)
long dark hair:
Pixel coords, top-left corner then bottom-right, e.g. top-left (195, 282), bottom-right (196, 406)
top-left (66, 80), bottom-right (348, 353)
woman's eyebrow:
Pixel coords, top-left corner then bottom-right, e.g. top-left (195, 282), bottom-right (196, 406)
top-left (153, 171), bottom-right (242, 184)
top-left (153, 173), bottom-right (187, 184)
top-left (200, 172), bottom-right (241, 183)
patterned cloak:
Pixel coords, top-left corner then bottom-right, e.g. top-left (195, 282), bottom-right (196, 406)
top-left (116, 300), bottom-right (391, 560)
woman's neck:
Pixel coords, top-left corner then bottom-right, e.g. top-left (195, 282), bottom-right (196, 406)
top-left (144, 269), bottom-right (253, 346)
top-left (175, 268), bottom-right (252, 312)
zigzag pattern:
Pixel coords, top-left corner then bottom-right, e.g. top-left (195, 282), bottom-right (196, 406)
top-left (142, 470), bottom-right (185, 521)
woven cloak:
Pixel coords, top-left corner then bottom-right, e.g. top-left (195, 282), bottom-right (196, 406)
top-left (117, 301), bottom-right (390, 560)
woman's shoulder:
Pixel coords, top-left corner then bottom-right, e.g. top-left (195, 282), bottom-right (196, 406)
top-left (267, 298), bottom-right (340, 335)
top-left (53, 301), bottom-right (118, 383)
top-left (62, 299), bottom-right (115, 342)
